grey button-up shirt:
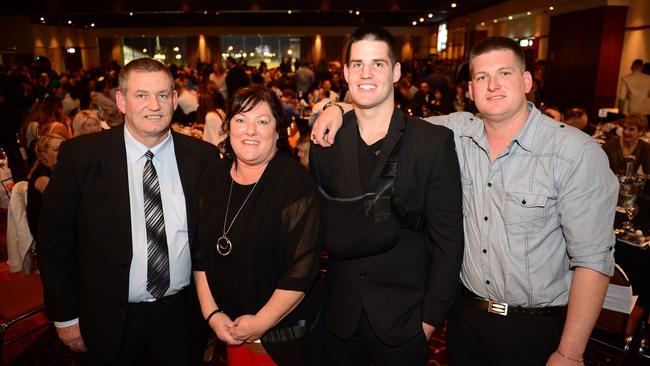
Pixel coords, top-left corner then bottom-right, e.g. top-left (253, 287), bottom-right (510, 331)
top-left (428, 103), bottom-right (618, 307)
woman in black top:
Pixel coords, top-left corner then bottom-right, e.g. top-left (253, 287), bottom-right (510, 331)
top-left (603, 114), bottom-right (650, 176)
top-left (193, 85), bottom-right (322, 366)
top-left (27, 122), bottom-right (71, 240)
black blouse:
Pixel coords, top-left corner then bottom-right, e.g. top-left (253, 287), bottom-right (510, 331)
top-left (27, 164), bottom-right (51, 240)
top-left (194, 152), bottom-right (322, 363)
top-left (603, 137), bottom-right (650, 176)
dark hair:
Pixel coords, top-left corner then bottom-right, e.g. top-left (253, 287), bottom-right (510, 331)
top-left (563, 106), bottom-right (587, 121)
top-left (469, 36), bottom-right (525, 74)
top-left (632, 59), bottom-right (644, 69)
top-left (196, 92), bottom-right (218, 125)
top-left (344, 25), bottom-right (398, 66)
top-left (118, 58), bottom-right (173, 94)
top-left (219, 85), bottom-right (289, 159)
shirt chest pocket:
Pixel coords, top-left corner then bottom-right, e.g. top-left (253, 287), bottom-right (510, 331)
top-left (505, 192), bottom-right (547, 235)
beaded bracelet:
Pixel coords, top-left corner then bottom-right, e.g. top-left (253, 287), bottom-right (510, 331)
top-left (556, 349), bottom-right (584, 363)
top-left (205, 308), bottom-right (224, 323)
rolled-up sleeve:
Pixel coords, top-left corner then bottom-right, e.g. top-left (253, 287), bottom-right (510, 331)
top-left (558, 140), bottom-right (618, 276)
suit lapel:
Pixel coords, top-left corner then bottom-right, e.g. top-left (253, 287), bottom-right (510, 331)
top-left (172, 132), bottom-right (200, 244)
top-left (100, 125), bottom-right (132, 254)
top-left (369, 108), bottom-right (405, 189)
top-left (338, 113), bottom-right (363, 195)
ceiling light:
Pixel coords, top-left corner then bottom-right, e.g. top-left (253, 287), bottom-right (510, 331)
top-left (129, 12), bottom-right (134, 16)
top-left (249, 52), bottom-right (254, 57)
top-left (142, 48), bottom-right (147, 53)
top-left (40, 17), bottom-right (44, 21)
top-left (508, 16), bottom-right (513, 20)
top-left (412, 21), bottom-right (417, 26)
top-left (480, 22), bottom-right (485, 26)
top-left (90, 23), bottom-right (95, 27)
top-left (451, 3), bottom-right (457, 8)
top-left (287, 49), bottom-right (293, 55)
top-left (355, 10), bottom-right (360, 15)
top-left (428, 13), bottom-right (433, 18)
top-left (527, 11), bottom-right (532, 15)
top-left (419, 17), bottom-right (424, 22)
top-left (173, 46), bottom-right (179, 52)
top-left (66, 48), bottom-right (76, 54)
top-left (349, 10), bottom-right (353, 14)
top-left (67, 20), bottom-right (72, 24)
top-left (175, 54), bottom-right (182, 60)
top-left (549, 6), bottom-right (554, 11)
top-left (287, 10), bottom-right (292, 14)
top-left (493, 19), bottom-right (498, 23)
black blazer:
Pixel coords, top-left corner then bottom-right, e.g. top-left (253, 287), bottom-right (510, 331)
top-left (37, 125), bottom-right (219, 362)
top-left (310, 108), bottom-right (464, 345)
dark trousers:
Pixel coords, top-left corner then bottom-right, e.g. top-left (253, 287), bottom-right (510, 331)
top-left (87, 290), bottom-right (194, 366)
top-left (447, 289), bottom-right (565, 366)
top-left (325, 310), bottom-right (428, 366)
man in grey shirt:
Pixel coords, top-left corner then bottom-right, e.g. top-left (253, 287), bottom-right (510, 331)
top-left (312, 36), bottom-right (618, 365)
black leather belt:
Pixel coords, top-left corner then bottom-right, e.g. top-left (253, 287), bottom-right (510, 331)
top-left (461, 285), bottom-right (566, 317)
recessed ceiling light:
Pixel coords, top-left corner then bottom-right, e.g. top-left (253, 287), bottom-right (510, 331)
top-left (412, 21), bottom-right (417, 26)
top-left (428, 13), bottom-right (433, 18)
top-left (451, 3), bottom-right (457, 8)
top-left (419, 17), bottom-right (424, 22)
top-left (508, 16), bottom-right (513, 20)
top-left (91, 23), bottom-right (95, 27)
top-left (142, 48), bottom-right (147, 53)
top-left (129, 12), bottom-right (134, 16)
top-left (527, 11), bottom-right (532, 15)
top-left (355, 10), bottom-right (360, 15)
top-left (40, 17), bottom-right (44, 21)
top-left (68, 20), bottom-right (72, 24)
top-left (493, 19), bottom-right (498, 23)
top-left (288, 10), bottom-right (292, 14)
top-left (549, 6), bottom-right (554, 11)
top-left (480, 22), bottom-right (485, 26)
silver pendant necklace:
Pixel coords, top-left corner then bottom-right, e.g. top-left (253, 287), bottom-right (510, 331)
top-left (216, 174), bottom-right (258, 256)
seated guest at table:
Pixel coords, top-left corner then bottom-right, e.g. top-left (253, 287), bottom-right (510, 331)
top-left (193, 85), bottom-right (322, 366)
top-left (71, 109), bottom-right (102, 137)
top-left (563, 106), bottom-right (597, 135)
top-left (198, 90), bottom-right (227, 149)
top-left (26, 122), bottom-right (70, 241)
top-left (603, 114), bottom-right (650, 175)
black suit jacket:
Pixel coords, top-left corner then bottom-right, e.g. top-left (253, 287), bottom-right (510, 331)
top-left (37, 125), bottom-right (219, 362)
top-left (310, 108), bottom-right (464, 345)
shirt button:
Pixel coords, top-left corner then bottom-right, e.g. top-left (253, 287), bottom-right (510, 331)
top-left (560, 124), bottom-right (565, 128)
top-left (482, 249), bottom-right (487, 254)
top-left (486, 280), bottom-right (491, 285)
top-left (522, 200), bottom-right (526, 205)
top-left (487, 183), bottom-right (492, 187)
top-left (484, 216), bottom-right (488, 221)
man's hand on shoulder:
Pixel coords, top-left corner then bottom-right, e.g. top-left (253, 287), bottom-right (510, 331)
top-left (311, 102), bottom-right (352, 147)
top-left (56, 323), bottom-right (87, 352)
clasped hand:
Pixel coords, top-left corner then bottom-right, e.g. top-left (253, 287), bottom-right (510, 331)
top-left (209, 313), bottom-right (269, 345)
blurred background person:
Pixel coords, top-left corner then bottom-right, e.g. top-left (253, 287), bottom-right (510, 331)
top-left (71, 109), bottom-right (102, 137)
top-left (603, 114), bottom-right (650, 175)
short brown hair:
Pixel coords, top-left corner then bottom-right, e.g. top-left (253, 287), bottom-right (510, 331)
top-left (118, 58), bottom-right (174, 94)
top-left (469, 36), bottom-right (525, 74)
top-left (344, 25), bottom-right (398, 66)
top-left (622, 114), bottom-right (648, 130)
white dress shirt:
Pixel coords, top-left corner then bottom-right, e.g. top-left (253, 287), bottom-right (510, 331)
top-left (124, 127), bottom-right (190, 302)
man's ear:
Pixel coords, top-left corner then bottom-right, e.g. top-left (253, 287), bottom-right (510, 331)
top-left (115, 90), bottom-right (127, 114)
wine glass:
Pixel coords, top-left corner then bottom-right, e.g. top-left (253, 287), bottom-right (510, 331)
top-left (622, 199), bottom-right (639, 233)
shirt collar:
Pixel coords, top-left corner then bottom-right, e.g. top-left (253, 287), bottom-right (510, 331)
top-left (459, 102), bottom-right (540, 153)
top-left (124, 126), bottom-right (173, 164)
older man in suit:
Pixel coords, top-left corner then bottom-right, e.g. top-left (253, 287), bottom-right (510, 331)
top-left (38, 58), bottom-right (219, 365)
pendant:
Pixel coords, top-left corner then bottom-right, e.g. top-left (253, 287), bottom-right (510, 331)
top-left (216, 235), bottom-right (232, 256)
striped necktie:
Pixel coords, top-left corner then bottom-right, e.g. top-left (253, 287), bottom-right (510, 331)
top-left (143, 150), bottom-right (169, 299)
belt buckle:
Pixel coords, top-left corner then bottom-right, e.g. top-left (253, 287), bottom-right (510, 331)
top-left (487, 300), bottom-right (508, 316)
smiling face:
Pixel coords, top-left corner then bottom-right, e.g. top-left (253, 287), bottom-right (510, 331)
top-left (622, 123), bottom-right (643, 144)
top-left (344, 39), bottom-right (401, 110)
top-left (229, 101), bottom-right (278, 168)
top-left (468, 49), bottom-right (532, 125)
top-left (116, 71), bottom-right (177, 147)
